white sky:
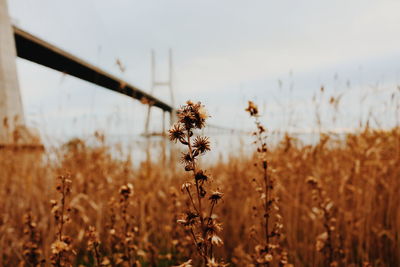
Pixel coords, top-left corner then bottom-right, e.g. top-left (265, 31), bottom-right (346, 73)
top-left (7, 0), bottom-right (400, 141)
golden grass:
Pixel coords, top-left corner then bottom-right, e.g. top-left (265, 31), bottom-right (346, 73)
top-left (0, 110), bottom-right (399, 266)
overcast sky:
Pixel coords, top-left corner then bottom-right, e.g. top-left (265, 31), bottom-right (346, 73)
top-left (7, 0), bottom-right (400, 142)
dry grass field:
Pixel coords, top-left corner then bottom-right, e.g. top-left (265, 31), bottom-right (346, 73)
top-left (0, 101), bottom-right (399, 267)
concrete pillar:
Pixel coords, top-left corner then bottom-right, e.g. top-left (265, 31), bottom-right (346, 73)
top-left (0, 0), bottom-right (25, 143)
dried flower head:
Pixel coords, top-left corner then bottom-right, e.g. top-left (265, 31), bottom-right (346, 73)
top-left (195, 170), bottom-right (209, 183)
top-left (180, 152), bottom-right (193, 164)
top-left (119, 183), bottom-right (133, 199)
top-left (210, 235), bottom-right (224, 247)
top-left (256, 253), bottom-right (273, 264)
top-left (245, 101), bottom-right (259, 116)
top-left (181, 182), bottom-right (192, 192)
top-left (177, 101), bottom-right (208, 130)
top-left (177, 211), bottom-right (199, 227)
top-left (193, 136), bottom-right (211, 154)
top-left (51, 240), bottom-right (70, 255)
top-left (306, 176), bottom-right (318, 186)
top-left (205, 220), bottom-right (223, 240)
top-left (198, 106), bottom-right (208, 120)
top-left (209, 190), bottom-right (223, 205)
top-left (169, 123), bottom-right (186, 143)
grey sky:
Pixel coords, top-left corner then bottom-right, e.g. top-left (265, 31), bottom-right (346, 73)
top-left (7, 0), bottom-right (400, 141)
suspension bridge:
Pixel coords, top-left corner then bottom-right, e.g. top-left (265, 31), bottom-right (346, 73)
top-left (0, 0), bottom-right (174, 148)
top-left (0, 0), bottom-right (255, 152)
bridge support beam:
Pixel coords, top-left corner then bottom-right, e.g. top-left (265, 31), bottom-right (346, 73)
top-left (0, 0), bottom-right (25, 143)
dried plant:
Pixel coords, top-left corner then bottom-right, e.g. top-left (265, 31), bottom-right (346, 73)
top-left (86, 226), bottom-right (103, 267)
top-left (169, 186), bottom-right (194, 263)
top-left (0, 97), bottom-right (399, 267)
top-left (107, 183), bottom-right (141, 266)
top-left (50, 174), bottom-right (74, 267)
top-left (245, 101), bottom-right (290, 266)
top-left (306, 176), bottom-right (344, 266)
top-left (21, 212), bottom-right (44, 266)
top-left (169, 101), bottom-right (226, 266)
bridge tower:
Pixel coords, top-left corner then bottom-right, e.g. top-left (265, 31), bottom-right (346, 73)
top-left (143, 49), bottom-right (176, 164)
top-left (144, 49), bottom-right (175, 136)
top-left (0, 0), bottom-right (25, 143)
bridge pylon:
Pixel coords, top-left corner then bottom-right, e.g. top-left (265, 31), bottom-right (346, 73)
top-left (144, 49), bottom-right (175, 137)
top-left (0, 0), bottom-right (25, 144)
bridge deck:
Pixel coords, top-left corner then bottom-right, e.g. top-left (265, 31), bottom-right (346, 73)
top-left (13, 26), bottom-right (173, 113)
